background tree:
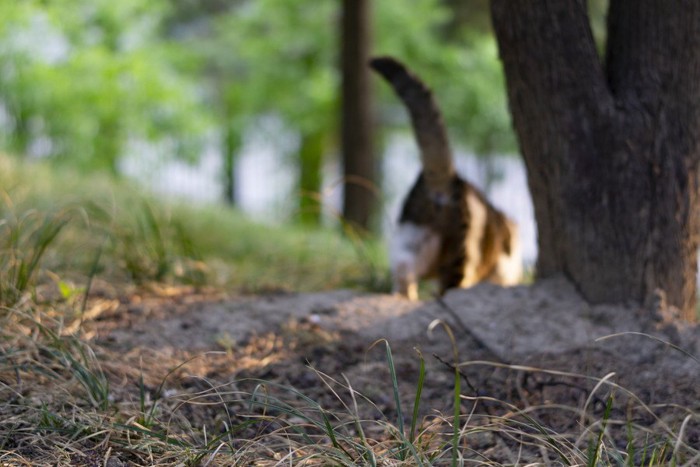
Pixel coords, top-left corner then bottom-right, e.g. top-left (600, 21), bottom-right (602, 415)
top-left (490, 0), bottom-right (700, 320)
top-left (1, 0), bottom-right (519, 231)
top-left (164, 0), bottom-right (249, 206)
top-left (340, 0), bottom-right (375, 232)
top-left (208, 0), bottom-right (338, 224)
top-left (201, 0), bottom-right (515, 226)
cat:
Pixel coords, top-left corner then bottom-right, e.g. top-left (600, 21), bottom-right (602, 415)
top-left (370, 56), bottom-right (522, 300)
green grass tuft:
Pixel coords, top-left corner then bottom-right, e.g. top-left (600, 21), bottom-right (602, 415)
top-left (0, 204), bottom-right (70, 307)
top-left (0, 153), bottom-right (388, 294)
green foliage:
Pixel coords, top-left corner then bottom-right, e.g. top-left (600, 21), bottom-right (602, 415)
top-left (181, 0), bottom-right (516, 223)
top-left (0, 202), bottom-right (69, 307)
top-left (203, 0), bottom-right (515, 158)
top-left (1, 0), bottom-right (517, 229)
top-left (195, 0), bottom-right (340, 217)
top-left (209, 0), bottom-right (338, 134)
top-left (0, 0), bottom-right (209, 173)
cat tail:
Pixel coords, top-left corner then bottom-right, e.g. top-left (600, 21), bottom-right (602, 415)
top-left (370, 56), bottom-right (455, 195)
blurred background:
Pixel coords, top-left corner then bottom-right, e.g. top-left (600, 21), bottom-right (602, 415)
top-left (0, 0), bottom-right (607, 268)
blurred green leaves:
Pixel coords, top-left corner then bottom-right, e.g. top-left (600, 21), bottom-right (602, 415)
top-left (0, 0), bottom-right (516, 182)
top-left (0, 0), bottom-right (209, 173)
top-left (201, 0), bottom-right (515, 158)
top-left (193, 0), bottom-right (340, 164)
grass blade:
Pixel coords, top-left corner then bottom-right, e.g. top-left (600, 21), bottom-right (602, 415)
top-left (409, 347), bottom-right (426, 445)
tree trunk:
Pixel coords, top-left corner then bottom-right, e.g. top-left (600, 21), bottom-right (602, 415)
top-left (11, 108), bottom-right (30, 156)
top-left (96, 115), bottom-right (122, 175)
top-left (340, 0), bottom-right (376, 232)
top-left (222, 124), bottom-right (239, 206)
top-left (220, 83), bottom-right (242, 206)
top-left (297, 130), bottom-right (325, 225)
top-left (490, 0), bottom-right (700, 320)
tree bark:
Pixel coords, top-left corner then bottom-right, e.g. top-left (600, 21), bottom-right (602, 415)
top-left (220, 81), bottom-right (243, 206)
top-left (297, 130), bottom-right (325, 225)
top-left (490, 0), bottom-right (700, 319)
top-left (340, 0), bottom-right (376, 232)
top-left (222, 97), bottom-right (241, 206)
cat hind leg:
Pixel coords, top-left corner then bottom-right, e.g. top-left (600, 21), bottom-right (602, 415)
top-left (390, 223), bottom-right (441, 301)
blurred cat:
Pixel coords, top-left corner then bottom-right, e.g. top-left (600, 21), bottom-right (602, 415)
top-left (370, 56), bottom-right (522, 300)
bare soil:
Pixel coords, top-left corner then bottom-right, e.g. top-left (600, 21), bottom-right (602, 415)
top-left (81, 277), bottom-right (700, 464)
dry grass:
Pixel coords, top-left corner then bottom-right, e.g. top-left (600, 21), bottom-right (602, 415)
top-left (2, 294), bottom-right (698, 466)
top-left (1, 154), bottom-right (698, 465)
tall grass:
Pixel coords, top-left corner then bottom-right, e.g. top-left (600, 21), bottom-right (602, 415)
top-left (0, 153), bottom-right (394, 463)
top-left (0, 200), bottom-right (69, 307)
top-left (1, 153), bottom-right (697, 465)
top-left (0, 153), bottom-right (387, 293)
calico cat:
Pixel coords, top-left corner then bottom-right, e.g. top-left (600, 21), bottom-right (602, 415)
top-left (370, 56), bottom-right (522, 300)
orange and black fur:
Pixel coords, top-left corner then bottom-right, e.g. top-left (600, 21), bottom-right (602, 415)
top-left (370, 56), bottom-right (522, 300)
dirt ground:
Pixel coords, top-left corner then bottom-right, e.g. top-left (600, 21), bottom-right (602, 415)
top-left (82, 276), bottom-right (700, 463)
